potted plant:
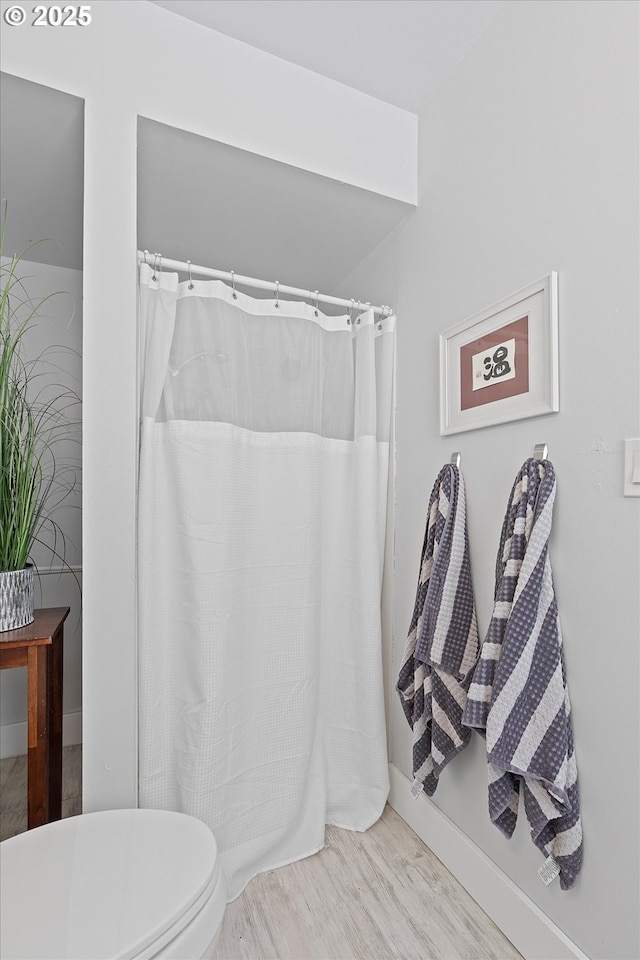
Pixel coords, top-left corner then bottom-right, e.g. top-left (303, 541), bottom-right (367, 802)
top-left (0, 210), bottom-right (80, 632)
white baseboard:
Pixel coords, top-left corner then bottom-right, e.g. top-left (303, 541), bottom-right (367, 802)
top-left (388, 764), bottom-right (588, 960)
top-left (0, 710), bottom-right (82, 760)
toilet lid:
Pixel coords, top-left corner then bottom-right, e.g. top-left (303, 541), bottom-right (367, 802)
top-left (0, 809), bottom-right (219, 960)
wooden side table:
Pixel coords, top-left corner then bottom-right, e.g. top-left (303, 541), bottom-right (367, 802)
top-left (0, 607), bottom-right (70, 829)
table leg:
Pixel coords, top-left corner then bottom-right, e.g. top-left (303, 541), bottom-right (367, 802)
top-left (47, 627), bottom-right (64, 821)
top-left (27, 644), bottom-right (49, 828)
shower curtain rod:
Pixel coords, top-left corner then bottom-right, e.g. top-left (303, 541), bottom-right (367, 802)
top-left (137, 250), bottom-right (392, 318)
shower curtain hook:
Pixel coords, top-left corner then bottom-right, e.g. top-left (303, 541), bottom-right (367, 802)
top-left (143, 249), bottom-right (149, 266)
top-left (274, 280), bottom-right (280, 309)
top-left (187, 260), bottom-right (194, 290)
top-left (356, 300), bottom-right (362, 324)
top-left (231, 270), bottom-right (238, 300)
top-left (151, 252), bottom-right (158, 281)
top-left (314, 290), bottom-right (319, 317)
top-left (349, 299), bottom-right (355, 325)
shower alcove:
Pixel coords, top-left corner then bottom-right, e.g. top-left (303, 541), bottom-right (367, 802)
top-left (135, 119), bottom-right (412, 875)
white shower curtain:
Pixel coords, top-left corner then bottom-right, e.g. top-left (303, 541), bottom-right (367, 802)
top-left (137, 262), bottom-right (394, 900)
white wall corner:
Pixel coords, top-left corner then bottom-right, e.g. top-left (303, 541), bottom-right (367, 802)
top-left (388, 764), bottom-right (589, 960)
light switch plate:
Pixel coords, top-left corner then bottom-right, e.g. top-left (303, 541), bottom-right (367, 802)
top-left (624, 438), bottom-right (640, 497)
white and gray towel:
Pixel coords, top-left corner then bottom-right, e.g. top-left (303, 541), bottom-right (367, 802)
top-left (463, 458), bottom-right (583, 889)
top-left (397, 464), bottom-right (479, 796)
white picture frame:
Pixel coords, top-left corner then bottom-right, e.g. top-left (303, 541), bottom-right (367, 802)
top-left (439, 273), bottom-right (559, 436)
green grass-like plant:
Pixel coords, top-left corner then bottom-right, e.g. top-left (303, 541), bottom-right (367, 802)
top-left (0, 209), bottom-right (80, 574)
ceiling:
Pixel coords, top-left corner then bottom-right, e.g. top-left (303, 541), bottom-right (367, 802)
top-left (150, 0), bottom-right (505, 114)
top-left (138, 119), bottom-right (412, 302)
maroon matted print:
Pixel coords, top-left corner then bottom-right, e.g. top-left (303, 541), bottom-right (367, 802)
top-left (459, 315), bottom-right (529, 411)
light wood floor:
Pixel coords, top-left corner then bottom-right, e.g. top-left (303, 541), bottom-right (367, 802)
top-left (0, 749), bottom-right (521, 960)
top-left (213, 804), bottom-right (521, 960)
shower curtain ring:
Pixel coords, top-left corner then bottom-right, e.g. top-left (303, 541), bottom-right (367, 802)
top-left (349, 299), bottom-right (355, 325)
top-left (356, 301), bottom-right (362, 324)
top-left (231, 270), bottom-right (238, 299)
top-left (187, 260), bottom-right (194, 290)
top-left (152, 252), bottom-right (158, 281)
top-left (314, 290), bottom-right (319, 317)
top-left (274, 281), bottom-right (280, 308)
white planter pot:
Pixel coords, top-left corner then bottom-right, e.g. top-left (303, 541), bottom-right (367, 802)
top-left (0, 565), bottom-right (35, 633)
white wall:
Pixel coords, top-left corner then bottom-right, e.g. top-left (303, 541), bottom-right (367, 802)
top-left (1, 0), bottom-right (417, 811)
top-left (336, 3), bottom-right (640, 958)
top-left (0, 260), bottom-right (82, 757)
top-left (4, 2), bottom-right (637, 956)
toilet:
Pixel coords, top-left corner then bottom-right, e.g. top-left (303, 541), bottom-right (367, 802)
top-left (0, 808), bottom-right (227, 959)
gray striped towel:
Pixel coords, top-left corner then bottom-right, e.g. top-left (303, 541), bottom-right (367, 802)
top-left (462, 458), bottom-right (583, 889)
top-left (397, 464), bottom-right (479, 797)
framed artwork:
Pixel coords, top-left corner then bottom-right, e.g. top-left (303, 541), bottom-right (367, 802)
top-left (439, 273), bottom-right (558, 435)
